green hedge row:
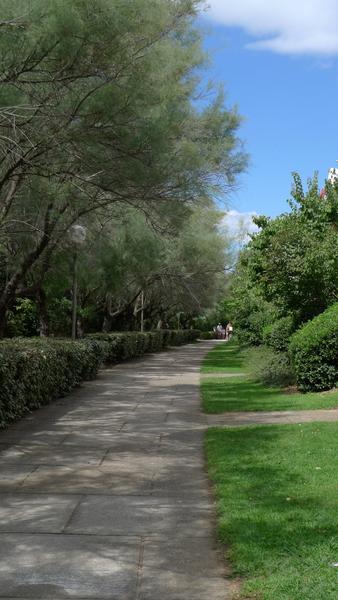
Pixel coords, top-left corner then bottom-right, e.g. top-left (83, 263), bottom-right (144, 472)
top-left (87, 329), bottom-right (200, 362)
top-left (289, 304), bottom-right (338, 391)
top-left (0, 337), bottom-right (108, 429)
top-left (0, 330), bottom-right (200, 428)
top-left (198, 331), bottom-right (215, 340)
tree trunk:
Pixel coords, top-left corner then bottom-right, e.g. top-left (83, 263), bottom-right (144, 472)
top-left (37, 289), bottom-right (49, 337)
top-left (140, 290), bottom-right (144, 332)
top-left (76, 317), bottom-right (84, 338)
top-left (0, 309), bottom-right (7, 338)
top-left (102, 292), bottom-right (113, 332)
top-left (0, 279), bottom-right (18, 337)
top-left (102, 315), bottom-right (112, 332)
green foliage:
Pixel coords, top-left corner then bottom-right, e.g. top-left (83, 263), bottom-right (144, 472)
top-left (6, 299), bottom-right (39, 337)
top-left (193, 298), bottom-right (231, 332)
top-left (290, 302), bottom-right (338, 391)
top-left (246, 346), bottom-right (295, 387)
top-left (262, 315), bottom-right (295, 352)
top-left (0, 337), bottom-right (108, 428)
top-left (88, 329), bottom-right (200, 362)
top-left (0, 0), bottom-right (246, 330)
top-left (32, 201), bottom-right (232, 335)
top-left (228, 174), bottom-right (338, 348)
top-left (47, 298), bottom-right (72, 337)
top-left (199, 331), bottom-right (215, 339)
top-left (230, 283), bottom-right (278, 346)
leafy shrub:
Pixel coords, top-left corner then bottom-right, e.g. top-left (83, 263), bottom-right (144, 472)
top-left (246, 346), bottom-right (296, 387)
top-left (0, 337), bottom-right (109, 428)
top-left (290, 303), bottom-right (338, 391)
top-left (6, 298), bottom-right (39, 337)
top-left (236, 303), bottom-right (278, 347)
top-left (169, 329), bottom-right (200, 345)
top-left (47, 298), bottom-right (72, 337)
top-left (88, 329), bottom-right (200, 362)
top-left (199, 331), bottom-right (215, 340)
top-left (263, 315), bottom-right (295, 352)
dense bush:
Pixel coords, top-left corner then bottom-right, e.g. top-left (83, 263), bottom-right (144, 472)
top-left (6, 298), bottom-right (39, 337)
top-left (88, 329), bottom-right (200, 362)
top-left (290, 304), bottom-right (338, 391)
top-left (246, 346), bottom-right (296, 388)
top-left (0, 329), bottom-right (200, 429)
top-left (0, 337), bottom-right (109, 428)
top-left (263, 315), bottom-right (295, 352)
top-left (199, 331), bottom-right (215, 340)
top-left (235, 300), bottom-right (278, 347)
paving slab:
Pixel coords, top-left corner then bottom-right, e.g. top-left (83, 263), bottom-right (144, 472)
top-left (21, 465), bottom-right (153, 495)
top-left (0, 444), bottom-right (107, 466)
top-left (140, 537), bottom-right (229, 600)
top-left (100, 453), bottom-right (164, 472)
top-left (61, 432), bottom-right (160, 452)
top-left (0, 493), bottom-right (79, 532)
top-left (0, 465), bottom-right (37, 490)
top-left (0, 430), bottom-right (68, 446)
top-left (151, 464), bottom-right (212, 499)
top-left (0, 533), bottom-right (139, 598)
top-left (66, 495), bottom-right (213, 538)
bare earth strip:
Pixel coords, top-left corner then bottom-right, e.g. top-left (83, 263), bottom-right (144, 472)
top-left (207, 408), bottom-right (338, 427)
top-left (0, 340), bottom-right (235, 600)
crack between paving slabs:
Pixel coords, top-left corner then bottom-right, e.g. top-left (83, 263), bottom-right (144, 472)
top-left (98, 447), bottom-right (113, 467)
top-left (136, 536), bottom-right (145, 600)
top-left (62, 494), bottom-right (86, 532)
top-left (16, 464), bottom-right (40, 487)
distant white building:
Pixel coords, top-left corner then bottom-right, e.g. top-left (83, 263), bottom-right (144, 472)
top-left (327, 162), bottom-right (338, 185)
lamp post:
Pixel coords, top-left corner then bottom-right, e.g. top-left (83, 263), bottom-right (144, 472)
top-left (69, 224), bottom-right (87, 340)
top-left (140, 290), bottom-right (144, 332)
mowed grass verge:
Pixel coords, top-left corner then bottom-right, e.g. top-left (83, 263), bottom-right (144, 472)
top-left (206, 423), bottom-right (338, 600)
top-left (201, 342), bottom-right (338, 413)
top-left (201, 341), bottom-right (246, 373)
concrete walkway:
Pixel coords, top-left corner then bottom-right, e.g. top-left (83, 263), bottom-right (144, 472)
top-left (0, 340), bottom-right (232, 600)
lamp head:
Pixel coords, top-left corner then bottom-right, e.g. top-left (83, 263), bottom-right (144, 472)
top-left (69, 224), bottom-right (87, 245)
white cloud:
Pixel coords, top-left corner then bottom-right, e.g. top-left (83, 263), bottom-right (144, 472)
top-left (207, 1), bottom-right (338, 56)
top-left (223, 210), bottom-right (259, 244)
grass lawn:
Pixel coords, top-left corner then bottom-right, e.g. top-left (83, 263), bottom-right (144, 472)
top-left (206, 423), bottom-right (338, 600)
top-left (201, 342), bottom-right (338, 413)
top-left (201, 341), bottom-right (246, 373)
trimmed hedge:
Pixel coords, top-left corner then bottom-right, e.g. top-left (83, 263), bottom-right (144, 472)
top-left (289, 303), bottom-right (338, 391)
top-left (87, 329), bottom-right (200, 362)
top-left (0, 337), bottom-right (108, 428)
top-left (0, 329), bottom-right (200, 428)
top-left (199, 331), bottom-right (215, 340)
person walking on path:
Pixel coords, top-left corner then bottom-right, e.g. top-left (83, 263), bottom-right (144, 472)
top-left (225, 321), bottom-right (233, 341)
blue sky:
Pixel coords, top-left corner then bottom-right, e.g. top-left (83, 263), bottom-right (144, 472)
top-left (199, 0), bottom-right (338, 230)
